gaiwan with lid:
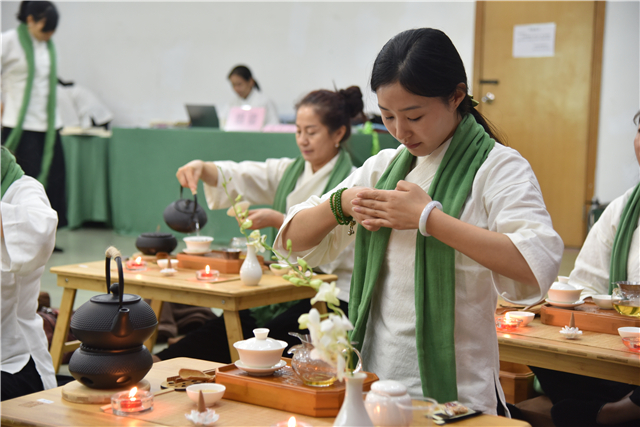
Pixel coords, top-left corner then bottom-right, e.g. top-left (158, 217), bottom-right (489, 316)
top-left (233, 328), bottom-right (287, 368)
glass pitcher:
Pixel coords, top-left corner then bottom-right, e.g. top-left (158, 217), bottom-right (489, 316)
top-left (287, 332), bottom-right (362, 387)
top-left (611, 281), bottom-right (640, 317)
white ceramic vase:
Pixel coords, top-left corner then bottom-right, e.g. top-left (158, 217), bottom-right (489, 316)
top-left (333, 372), bottom-right (373, 427)
top-left (240, 242), bottom-right (262, 286)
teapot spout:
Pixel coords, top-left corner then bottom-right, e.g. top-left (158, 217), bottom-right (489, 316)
top-left (111, 308), bottom-right (134, 337)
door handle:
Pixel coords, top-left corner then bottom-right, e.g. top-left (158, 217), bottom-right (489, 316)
top-left (481, 92), bottom-right (495, 104)
top-left (479, 79), bottom-right (499, 84)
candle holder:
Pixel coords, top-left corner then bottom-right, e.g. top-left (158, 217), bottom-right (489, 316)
top-left (196, 267), bottom-right (220, 282)
top-left (495, 316), bottom-right (522, 332)
top-left (125, 258), bottom-right (147, 272)
top-left (111, 389), bottom-right (153, 415)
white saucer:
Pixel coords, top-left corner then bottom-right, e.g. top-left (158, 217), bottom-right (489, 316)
top-left (234, 360), bottom-right (286, 376)
top-left (545, 298), bottom-right (584, 308)
top-left (183, 248), bottom-right (211, 254)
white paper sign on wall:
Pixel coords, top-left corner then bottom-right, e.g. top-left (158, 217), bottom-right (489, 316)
top-left (513, 23), bottom-right (556, 58)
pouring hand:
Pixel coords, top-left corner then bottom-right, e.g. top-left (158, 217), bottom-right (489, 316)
top-left (246, 209), bottom-right (286, 230)
top-left (176, 160), bottom-right (205, 194)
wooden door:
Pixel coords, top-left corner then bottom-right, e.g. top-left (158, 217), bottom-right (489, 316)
top-left (473, 1), bottom-right (605, 247)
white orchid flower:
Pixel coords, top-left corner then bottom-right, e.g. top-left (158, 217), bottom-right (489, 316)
top-left (310, 281), bottom-right (341, 306)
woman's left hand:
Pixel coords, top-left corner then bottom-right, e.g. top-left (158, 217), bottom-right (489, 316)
top-left (351, 180), bottom-right (432, 231)
top-left (246, 208), bottom-right (286, 230)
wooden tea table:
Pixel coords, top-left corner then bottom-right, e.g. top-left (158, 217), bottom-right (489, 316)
top-left (49, 261), bottom-right (335, 373)
top-left (497, 318), bottom-right (640, 385)
top-left (0, 358), bottom-right (530, 427)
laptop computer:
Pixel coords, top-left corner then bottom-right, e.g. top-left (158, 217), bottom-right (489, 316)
top-left (185, 105), bottom-right (220, 128)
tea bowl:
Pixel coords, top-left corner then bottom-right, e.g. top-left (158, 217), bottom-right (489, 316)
top-left (548, 283), bottom-right (584, 303)
top-left (269, 263), bottom-right (290, 276)
top-left (618, 327), bottom-right (640, 339)
top-left (505, 311), bottom-right (535, 326)
top-left (233, 328), bottom-right (287, 368)
top-left (183, 236), bottom-right (213, 252)
top-left (186, 383), bottom-right (225, 407)
top-left (592, 295), bottom-right (613, 310)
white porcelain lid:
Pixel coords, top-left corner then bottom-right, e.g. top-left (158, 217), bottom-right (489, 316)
top-left (233, 328), bottom-right (286, 351)
top-left (371, 380), bottom-right (408, 397)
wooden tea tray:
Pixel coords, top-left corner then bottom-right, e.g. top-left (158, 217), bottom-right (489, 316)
top-left (541, 302), bottom-right (640, 335)
top-left (177, 252), bottom-right (265, 274)
top-left (215, 359), bottom-right (378, 417)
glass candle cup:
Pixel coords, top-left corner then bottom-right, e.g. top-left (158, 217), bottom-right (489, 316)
top-left (111, 389), bottom-right (153, 415)
top-left (495, 316), bottom-right (523, 332)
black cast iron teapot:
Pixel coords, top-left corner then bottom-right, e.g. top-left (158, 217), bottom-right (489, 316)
top-left (163, 186), bottom-right (208, 233)
top-left (69, 247), bottom-right (158, 349)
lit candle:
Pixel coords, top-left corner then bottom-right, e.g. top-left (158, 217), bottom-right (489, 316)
top-left (495, 316), bottom-right (522, 332)
top-left (111, 387), bottom-right (154, 415)
top-left (196, 265), bottom-right (220, 282)
top-left (273, 416), bottom-right (312, 427)
top-left (125, 256), bottom-right (147, 271)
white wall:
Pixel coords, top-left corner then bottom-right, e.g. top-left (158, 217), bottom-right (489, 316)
top-left (2, 1), bottom-right (638, 202)
top-left (1, 1), bottom-right (475, 125)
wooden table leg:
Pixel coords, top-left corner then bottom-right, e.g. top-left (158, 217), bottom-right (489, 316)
top-left (223, 310), bottom-right (243, 362)
top-left (50, 287), bottom-right (76, 373)
top-left (312, 301), bottom-right (328, 315)
top-left (144, 300), bottom-right (164, 353)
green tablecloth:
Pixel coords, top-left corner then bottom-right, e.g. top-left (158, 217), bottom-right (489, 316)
top-left (108, 128), bottom-right (398, 244)
top-left (61, 134), bottom-right (111, 229)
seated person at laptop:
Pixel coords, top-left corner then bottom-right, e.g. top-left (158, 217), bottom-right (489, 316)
top-left (219, 65), bottom-right (279, 129)
top-left (530, 110), bottom-right (640, 427)
top-left (153, 86), bottom-right (364, 363)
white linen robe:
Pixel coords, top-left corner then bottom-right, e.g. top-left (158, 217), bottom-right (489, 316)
top-left (203, 153), bottom-right (355, 302)
top-left (1, 175), bottom-right (58, 390)
top-left (569, 186), bottom-right (640, 297)
top-left (274, 141), bottom-right (564, 414)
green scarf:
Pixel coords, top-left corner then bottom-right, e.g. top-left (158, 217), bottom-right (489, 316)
top-left (609, 182), bottom-right (640, 293)
top-left (1, 147), bottom-right (25, 198)
top-left (272, 149), bottom-right (354, 213)
top-left (250, 149), bottom-right (354, 326)
top-left (3, 24), bottom-right (57, 188)
top-left (349, 114), bottom-right (495, 402)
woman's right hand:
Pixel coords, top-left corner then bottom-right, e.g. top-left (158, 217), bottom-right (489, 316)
top-left (340, 187), bottom-right (382, 231)
top-left (176, 160), bottom-right (205, 195)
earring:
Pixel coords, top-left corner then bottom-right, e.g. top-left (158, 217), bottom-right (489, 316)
top-left (335, 144), bottom-right (340, 148)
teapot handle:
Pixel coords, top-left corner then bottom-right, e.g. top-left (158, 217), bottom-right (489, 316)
top-left (105, 246), bottom-right (125, 309)
top-left (179, 186), bottom-right (199, 215)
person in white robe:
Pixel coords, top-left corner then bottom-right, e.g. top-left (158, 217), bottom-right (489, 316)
top-left (531, 111), bottom-right (640, 427)
top-left (153, 86), bottom-right (365, 363)
top-left (219, 65), bottom-right (279, 129)
top-left (275, 28), bottom-right (563, 415)
top-left (1, 146), bottom-right (57, 400)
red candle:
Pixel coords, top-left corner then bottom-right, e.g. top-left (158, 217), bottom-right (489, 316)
top-left (196, 265), bottom-right (219, 282)
top-left (495, 316), bottom-right (522, 332)
top-left (125, 256), bottom-right (147, 271)
top-left (111, 387), bottom-right (154, 415)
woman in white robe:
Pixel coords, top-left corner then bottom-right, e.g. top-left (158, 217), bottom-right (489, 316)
top-left (1, 146), bottom-right (57, 400)
top-left (153, 86), bottom-right (363, 363)
top-left (220, 65), bottom-right (279, 128)
top-left (275, 29), bottom-right (563, 415)
top-left (532, 111), bottom-right (640, 427)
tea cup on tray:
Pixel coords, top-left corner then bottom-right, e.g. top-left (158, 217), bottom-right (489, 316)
top-left (183, 236), bottom-right (214, 253)
top-left (547, 282), bottom-right (584, 304)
